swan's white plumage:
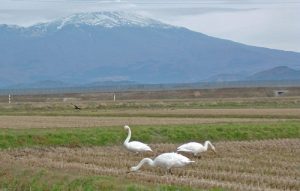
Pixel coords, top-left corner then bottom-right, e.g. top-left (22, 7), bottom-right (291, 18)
top-left (130, 152), bottom-right (194, 172)
top-left (123, 125), bottom-right (152, 153)
top-left (177, 141), bottom-right (216, 156)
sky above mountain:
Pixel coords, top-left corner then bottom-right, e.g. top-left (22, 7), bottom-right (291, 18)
top-left (0, 0), bottom-right (299, 52)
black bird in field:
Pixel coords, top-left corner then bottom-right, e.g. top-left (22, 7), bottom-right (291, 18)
top-left (71, 103), bottom-right (81, 110)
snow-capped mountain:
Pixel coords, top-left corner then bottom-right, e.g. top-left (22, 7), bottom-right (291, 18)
top-left (1, 12), bottom-right (172, 36)
top-left (0, 11), bottom-right (300, 88)
top-left (53, 12), bottom-right (171, 29)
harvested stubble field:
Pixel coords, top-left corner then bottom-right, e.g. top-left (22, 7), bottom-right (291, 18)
top-left (1, 139), bottom-right (299, 191)
top-left (0, 95), bottom-right (300, 190)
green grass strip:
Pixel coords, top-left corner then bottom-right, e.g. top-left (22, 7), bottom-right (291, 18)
top-left (0, 168), bottom-right (222, 191)
top-left (0, 121), bottom-right (299, 149)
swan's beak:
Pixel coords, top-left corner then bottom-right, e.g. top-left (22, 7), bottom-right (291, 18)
top-left (212, 148), bottom-right (217, 154)
top-left (126, 166), bottom-right (132, 174)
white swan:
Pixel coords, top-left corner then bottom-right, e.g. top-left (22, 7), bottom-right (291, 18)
top-left (177, 141), bottom-right (216, 156)
top-left (130, 152), bottom-right (194, 173)
top-left (123, 125), bottom-right (152, 153)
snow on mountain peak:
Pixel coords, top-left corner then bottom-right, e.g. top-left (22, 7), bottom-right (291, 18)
top-left (53, 12), bottom-right (171, 29)
top-left (0, 12), bottom-right (175, 36)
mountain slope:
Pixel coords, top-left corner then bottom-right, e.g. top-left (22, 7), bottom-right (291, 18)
top-left (0, 12), bottom-right (300, 87)
top-left (247, 66), bottom-right (300, 81)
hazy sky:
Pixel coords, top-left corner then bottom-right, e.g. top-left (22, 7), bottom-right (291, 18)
top-left (1, 0), bottom-right (299, 52)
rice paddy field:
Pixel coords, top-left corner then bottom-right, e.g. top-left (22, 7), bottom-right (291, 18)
top-left (0, 91), bottom-right (299, 191)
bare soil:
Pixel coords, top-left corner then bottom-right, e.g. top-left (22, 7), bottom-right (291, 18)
top-left (98, 108), bottom-right (300, 117)
top-left (0, 115), bottom-right (291, 129)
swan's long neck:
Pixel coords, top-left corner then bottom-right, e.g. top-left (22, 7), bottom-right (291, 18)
top-left (204, 141), bottom-right (213, 150)
top-left (124, 128), bottom-right (131, 145)
top-left (131, 158), bottom-right (154, 171)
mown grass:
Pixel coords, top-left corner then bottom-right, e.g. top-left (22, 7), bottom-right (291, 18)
top-left (0, 167), bottom-right (223, 191)
top-left (0, 121), bottom-right (299, 149)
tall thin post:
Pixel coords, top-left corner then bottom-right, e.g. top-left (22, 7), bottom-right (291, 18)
top-left (8, 94), bottom-right (11, 104)
top-left (113, 93), bottom-right (116, 102)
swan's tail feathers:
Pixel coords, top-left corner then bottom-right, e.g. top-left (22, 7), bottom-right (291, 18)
top-left (184, 160), bottom-right (195, 165)
top-left (145, 145), bottom-right (152, 152)
top-left (177, 148), bottom-right (191, 152)
top-left (177, 145), bottom-right (184, 150)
